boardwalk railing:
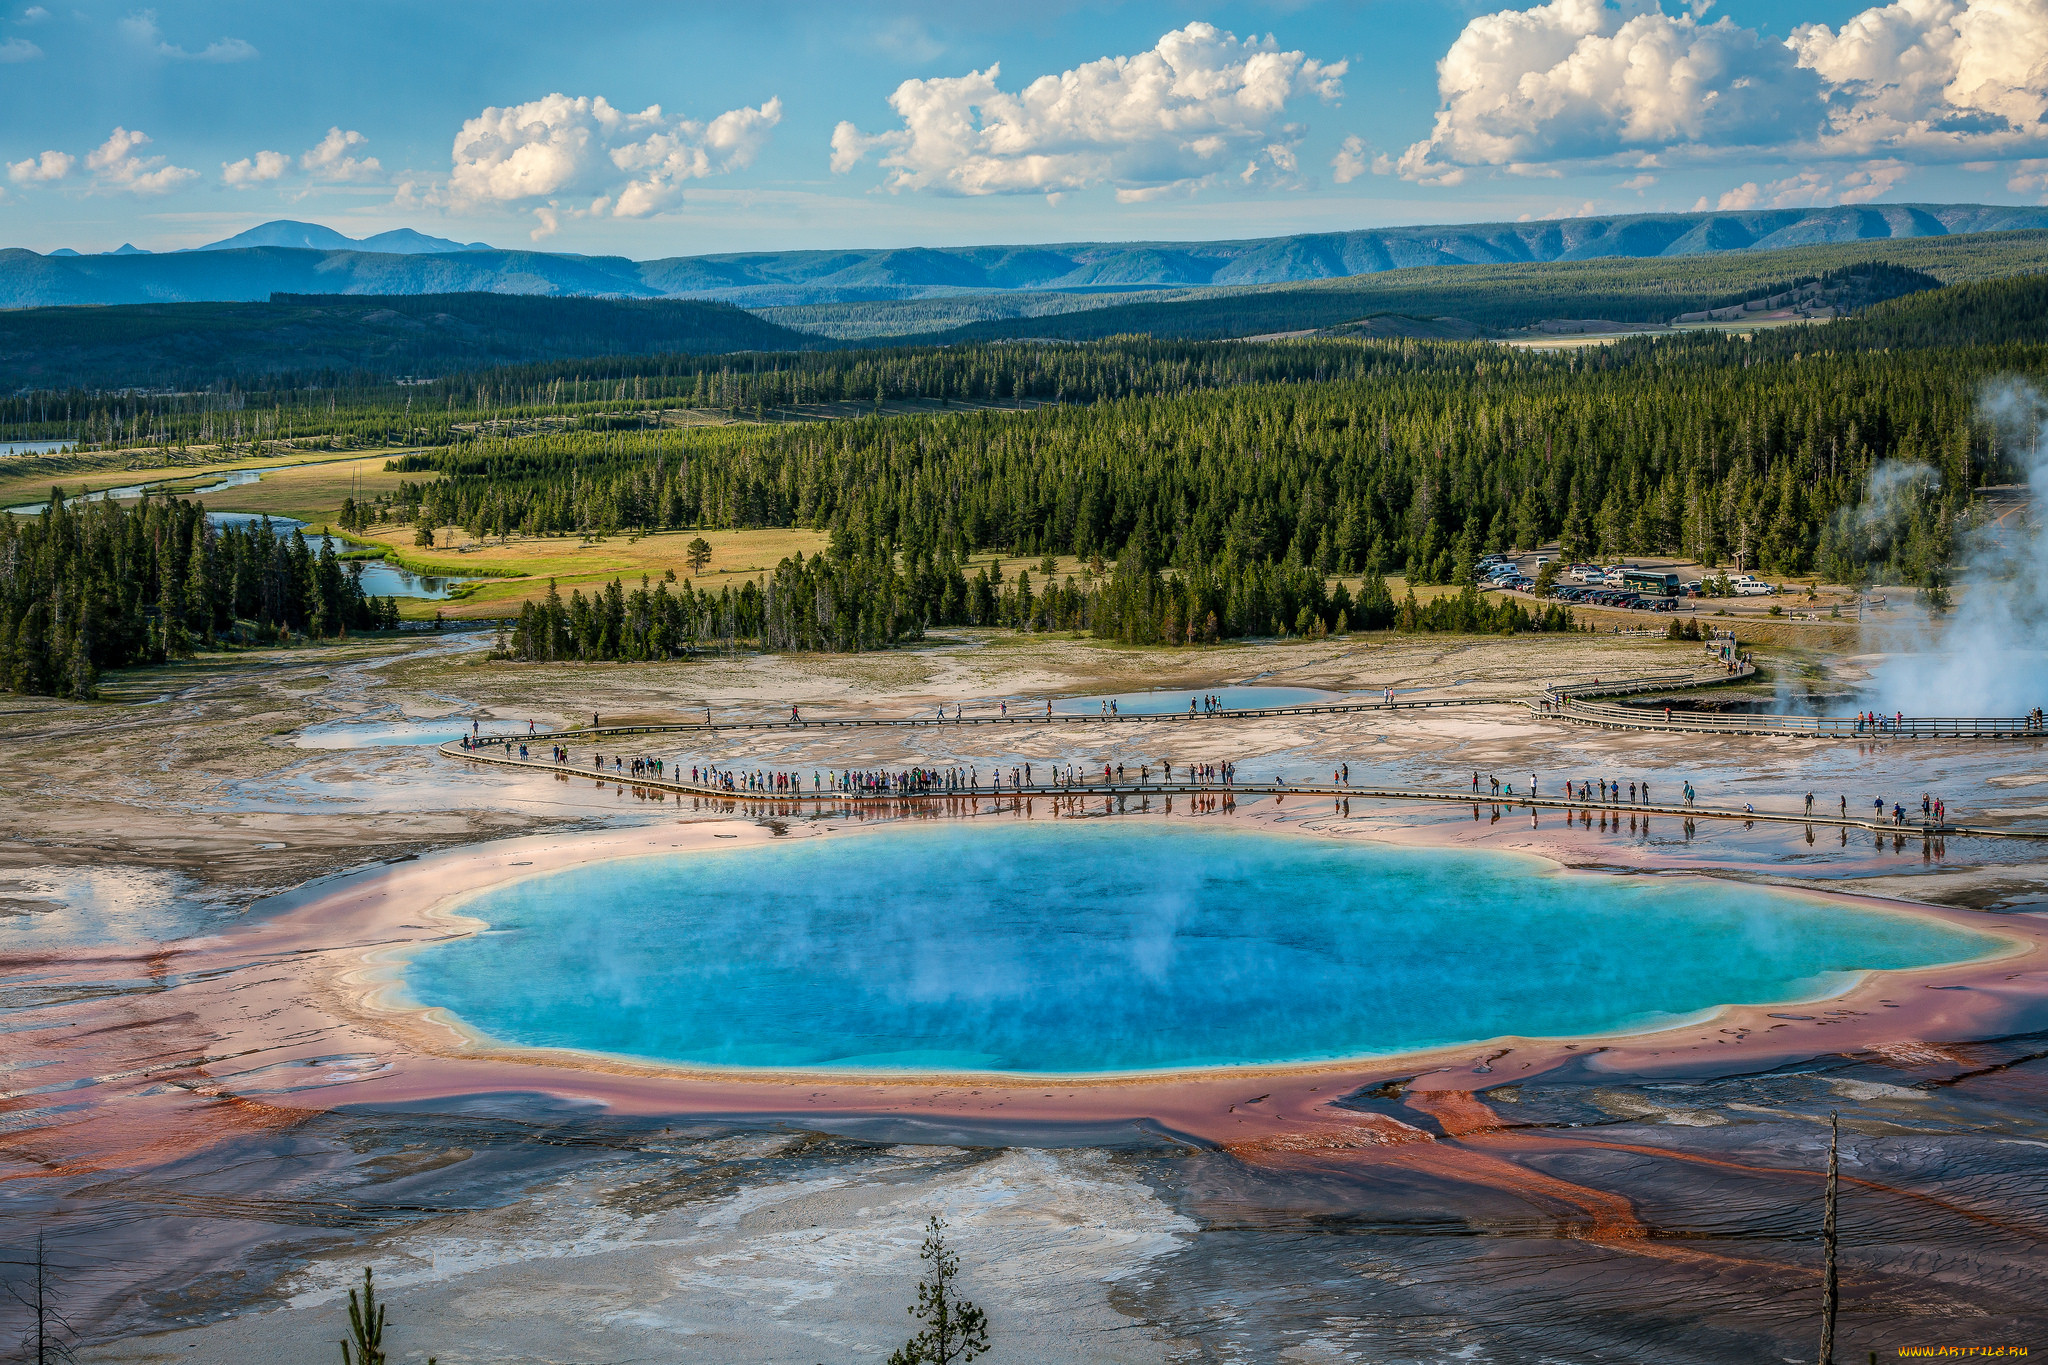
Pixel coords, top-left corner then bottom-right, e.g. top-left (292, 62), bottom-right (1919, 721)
top-left (440, 741), bottom-right (2048, 841)
top-left (465, 693), bottom-right (1501, 746)
top-left (1544, 664), bottom-right (2047, 739)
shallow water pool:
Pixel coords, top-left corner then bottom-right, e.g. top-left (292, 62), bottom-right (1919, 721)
top-left (293, 716), bottom-right (481, 749)
top-left (1052, 685), bottom-right (1340, 715)
top-left (404, 823), bottom-right (1999, 1074)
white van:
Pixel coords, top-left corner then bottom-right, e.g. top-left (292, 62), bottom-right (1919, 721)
top-left (1731, 576), bottom-right (1774, 596)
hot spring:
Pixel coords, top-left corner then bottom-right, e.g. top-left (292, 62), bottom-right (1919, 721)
top-left (404, 823), bottom-right (1999, 1074)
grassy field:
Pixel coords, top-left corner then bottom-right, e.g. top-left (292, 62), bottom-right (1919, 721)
top-left (363, 526), bottom-right (833, 619)
top-left (1499, 316), bottom-right (1823, 351)
top-left (191, 455), bottom-right (428, 524)
top-left (0, 446), bottom-right (430, 510)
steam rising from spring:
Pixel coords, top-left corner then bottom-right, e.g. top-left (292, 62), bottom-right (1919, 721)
top-left (1871, 379), bottom-right (2048, 716)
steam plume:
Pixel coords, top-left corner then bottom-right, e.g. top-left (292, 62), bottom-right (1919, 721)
top-left (1871, 379), bottom-right (2048, 716)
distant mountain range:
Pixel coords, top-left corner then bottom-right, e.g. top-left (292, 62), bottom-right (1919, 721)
top-left (6, 204), bottom-right (2048, 310)
top-left (45, 220), bottom-right (493, 257)
top-left (192, 221), bottom-right (492, 254)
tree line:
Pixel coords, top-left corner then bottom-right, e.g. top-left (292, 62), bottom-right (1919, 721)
top-left (0, 492), bottom-right (400, 696)
top-left (8, 269), bottom-right (2044, 465)
top-left (385, 322), bottom-right (2043, 594)
top-left (0, 333), bottom-right (1518, 455)
top-left (501, 544), bottom-right (1579, 663)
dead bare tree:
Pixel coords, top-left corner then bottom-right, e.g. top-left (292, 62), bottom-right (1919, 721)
top-left (1820, 1111), bottom-right (1839, 1365)
top-left (3, 1230), bottom-right (78, 1365)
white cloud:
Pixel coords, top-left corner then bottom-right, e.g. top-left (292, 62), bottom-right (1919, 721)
top-left (119, 8), bottom-right (256, 62)
top-left (2009, 158), bottom-right (2048, 199)
top-left (1398, 0), bottom-right (2048, 185)
top-left (0, 35), bottom-right (40, 60)
top-left (1789, 0), bottom-right (2048, 156)
top-left (6, 148), bottom-right (71, 183)
top-left (829, 23), bottom-right (1345, 200)
top-left (442, 92), bottom-right (781, 222)
top-left (1396, 0), bottom-right (1822, 183)
top-left (84, 125), bottom-right (197, 194)
top-left (222, 149), bottom-right (289, 186)
top-left (219, 129), bottom-right (381, 188)
top-left (1617, 172), bottom-right (1657, 190)
top-left (21, 5), bottom-right (48, 19)
top-left (301, 126), bottom-right (380, 181)
top-left (1699, 158), bottom-right (1911, 210)
top-left (1332, 133), bottom-right (1370, 183)
top-left (1708, 182), bottom-right (1761, 211)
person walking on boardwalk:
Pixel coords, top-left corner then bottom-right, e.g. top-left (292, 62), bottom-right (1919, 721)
top-left (1805, 792), bottom-right (1814, 815)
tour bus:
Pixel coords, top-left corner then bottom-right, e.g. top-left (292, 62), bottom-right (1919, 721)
top-left (1619, 569), bottom-right (1682, 598)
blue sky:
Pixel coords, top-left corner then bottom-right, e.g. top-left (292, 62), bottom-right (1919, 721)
top-left (2, 0), bottom-right (2044, 256)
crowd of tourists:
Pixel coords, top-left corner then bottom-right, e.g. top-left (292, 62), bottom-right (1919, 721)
top-left (454, 704), bottom-right (1962, 834)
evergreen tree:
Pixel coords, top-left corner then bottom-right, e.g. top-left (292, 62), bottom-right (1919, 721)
top-left (888, 1216), bottom-right (989, 1365)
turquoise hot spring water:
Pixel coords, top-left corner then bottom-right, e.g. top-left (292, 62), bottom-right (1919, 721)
top-left (404, 823), bottom-right (2000, 1074)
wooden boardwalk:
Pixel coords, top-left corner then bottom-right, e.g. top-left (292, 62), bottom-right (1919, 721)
top-left (440, 660), bottom-right (2044, 840)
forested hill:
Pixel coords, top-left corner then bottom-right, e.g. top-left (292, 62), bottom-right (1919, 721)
top-left (0, 294), bottom-right (816, 391)
top-left (7, 274), bottom-right (2045, 691)
top-left (1742, 272), bottom-right (2048, 353)
top-left (906, 233), bottom-right (2048, 344)
top-left (5, 273), bottom-right (2044, 451)
top-left (9, 203), bottom-right (2048, 309)
top-left (381, 281), bottom-right (2044, 593)
top-left (6, 234), bottom-right (2044, 395)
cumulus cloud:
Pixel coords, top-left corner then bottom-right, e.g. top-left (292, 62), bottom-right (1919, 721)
top-left (21, 5), bottom-right (48, 19)
top-left (85, 125), bottom-right (196, 193)
top-left (6, 148), bottom-right (71, 183)
top-left (220, 129), bottom-right (381, 188)
top-left (301, 126), bottom-right (380, 181)
top-left (1332, 133), bottom-right (1370, 184)
top-left (1789, 0), bottom-right (2048, 156)
top-left (440, 92), bottom-right (780, 224)
top-left (1396, 0), bottom-right (1821, 183)
top-left (2009, 158), bottom-right (2048, 199)
top-left (1699, 158), bottom-right (1912, 210)
top-left (119, 8), bottom-right (256, 61)
top-left (0, 35), bottom-right (40, 60)
top-left (222, 149), bottom-right (289, 186)
top-left (1395, 0), bottom-right (2048, 185)
top-left (829, 23), bottom-right (1345, 200)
